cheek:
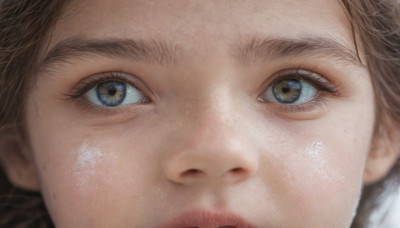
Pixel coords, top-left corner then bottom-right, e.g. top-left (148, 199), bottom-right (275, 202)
top-left (25, 93), bottom-right (157, 226)
top-left (283, 141), bottom-right (360, 202)
top-left (31, 137), bottom-right (150, 226)
top-left (37, 142), bottom-right (115, 224)
top-left (67, 143), bottom-right (120, 193)
top-left (272, 123), bottom-right (371, 225)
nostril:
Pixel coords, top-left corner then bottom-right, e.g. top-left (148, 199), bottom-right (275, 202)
top-left (230, 167), bottom-right (244, 174)
top-left (227, 167), bottom-right (250, 183)
top-left (182, 168), bottom-right (203, 177)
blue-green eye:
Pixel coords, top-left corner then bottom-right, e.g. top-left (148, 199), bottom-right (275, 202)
top-left (262, 78), bottom-right (317, 104)
top-left (86, 81), bottom-right (145, 107)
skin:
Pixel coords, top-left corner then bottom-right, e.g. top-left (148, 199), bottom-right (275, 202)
top-left (19, 0), bottom-right (382, 227)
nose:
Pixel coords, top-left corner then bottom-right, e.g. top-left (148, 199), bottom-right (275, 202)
top-left (162, 115), bottom-right (259, 186)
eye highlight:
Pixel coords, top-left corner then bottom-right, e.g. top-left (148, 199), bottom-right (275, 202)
top-left (264, 78), bottom-right (317, 104)
top-left (258, 69), bottom-right (339, 112)
top-left (86, 81), bottom-right (143, 107)
top-left (65, 71), bottom-right (150, 111)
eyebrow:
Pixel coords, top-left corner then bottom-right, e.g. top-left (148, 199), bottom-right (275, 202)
top-left (39, 35), bottom-right (362, 72)
top-left (235, 36), bottom-right (362, 66)
top-left (39, 36), bottom-right (182, 70)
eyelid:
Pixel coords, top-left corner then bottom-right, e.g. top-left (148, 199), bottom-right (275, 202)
top-left (257, 68), bottom-right (341, 114)
top-left (64, 71), bottom-right (153, 102)
top-left (257, 68), bottom-right (339, 100)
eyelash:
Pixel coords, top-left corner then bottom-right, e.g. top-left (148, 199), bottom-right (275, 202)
top-left (65, 68), bottom-right (340, 115)
top-left (258, 68), bottom-right (341, 113)
top-left (64, 72), bottom-right (150, 114)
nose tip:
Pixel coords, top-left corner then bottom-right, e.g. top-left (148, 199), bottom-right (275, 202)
top-left (162, 106), bottom-right (259, 186)
top-left (163, 142), bottom-right (259, 186)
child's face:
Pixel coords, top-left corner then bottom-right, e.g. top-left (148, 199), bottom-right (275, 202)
top-left (25, 0), bottom-right (377, 227)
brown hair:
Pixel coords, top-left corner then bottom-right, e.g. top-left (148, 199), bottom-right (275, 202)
top-left (0, 0), bottom-right (68, 226)
top-left (0, 0), bottom-right (399, 227)
top-left (340, 0), bottom-right (400, 227)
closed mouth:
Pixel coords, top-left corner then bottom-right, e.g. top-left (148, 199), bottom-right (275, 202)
top-left (159, 209), bottom-right (255, 228)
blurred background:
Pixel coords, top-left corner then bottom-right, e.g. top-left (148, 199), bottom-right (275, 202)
top-left (368, 187), bottom-right (400, 228)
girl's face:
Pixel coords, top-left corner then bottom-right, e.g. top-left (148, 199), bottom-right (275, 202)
top-left (25, 0), bottom-right (377, 227)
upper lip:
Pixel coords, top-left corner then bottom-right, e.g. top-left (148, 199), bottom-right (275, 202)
top-left (159, 209), bottom-right (256, 228)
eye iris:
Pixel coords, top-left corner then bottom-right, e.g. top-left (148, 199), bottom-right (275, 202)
top-left (272, 79), bottom-right (302, 103)
top-left (96, 81), bottom-right (126, 106)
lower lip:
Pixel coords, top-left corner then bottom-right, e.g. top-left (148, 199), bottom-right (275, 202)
top-left (160, 209), bottom-right (255, 228)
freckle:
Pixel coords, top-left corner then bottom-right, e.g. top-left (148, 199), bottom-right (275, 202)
top-left (52, 193), bottom-right (56, 200)
top-left (42, 163), bottom-right (46, 170)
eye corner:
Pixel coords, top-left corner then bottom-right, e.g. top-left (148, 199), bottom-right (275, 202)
top-left (257, 67), bottom-right (340, 115)
top-left (65, 71), bottom-right (153, 112)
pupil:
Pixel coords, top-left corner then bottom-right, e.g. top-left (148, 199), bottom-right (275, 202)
top-left (272, 79), bottom-right (302, 103)
top-left (281, 87), bottom-right (291, 94)
top-left (108, 88), bottom-right (117, 96)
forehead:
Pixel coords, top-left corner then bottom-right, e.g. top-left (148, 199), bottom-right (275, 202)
top-left (50, 0), bottom-right (353, 51)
